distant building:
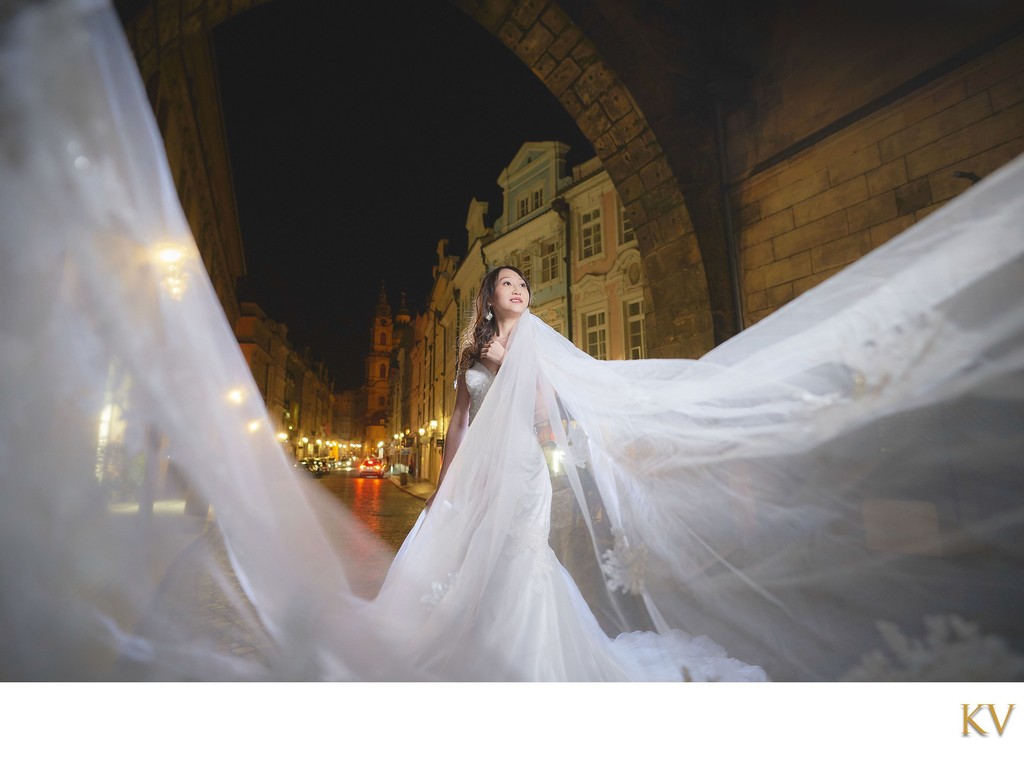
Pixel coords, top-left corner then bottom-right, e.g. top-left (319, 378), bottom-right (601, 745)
top-left (387, 293), bottom-right (417, 472)
top-left (235, 302), bottom-right (290, 434)
top-left (235, 301), bottom-right (334, 460)
top-left (363, 282), bottom-right (393, 457)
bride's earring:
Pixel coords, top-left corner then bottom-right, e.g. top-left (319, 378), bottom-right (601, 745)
top-left (485, 305), bottom-right (493, 321)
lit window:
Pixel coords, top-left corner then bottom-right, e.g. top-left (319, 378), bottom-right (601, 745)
top-left (532, 187), bottom-right (544, 210)
top-left (520, 254), bottom-right (533, 286)
top-left (620, 203), bottom-right (636, 244)
top-left (623, 299), bottom-right (645, 359)
top-left (518, 197), bottom-right (529, 219)
top-left (584, 311), bottom-right (607, 360)
top-left (580, 208), bottom-right (603, 260)
top-left (540, 240), bottom-right (560, 283)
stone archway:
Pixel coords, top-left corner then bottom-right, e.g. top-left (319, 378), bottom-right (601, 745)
top-left (118, 0), bottom-right (726, 358)
top-left (454, 1), bottom-right (725, 358)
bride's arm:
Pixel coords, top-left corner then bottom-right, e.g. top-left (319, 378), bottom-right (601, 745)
top-left (424, 372), bottom-right (471, 510)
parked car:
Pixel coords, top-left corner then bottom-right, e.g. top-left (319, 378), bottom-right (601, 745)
top-left (358, 456), bottom-right (385, 478)
top-left (296, 458), bottom-right (330, 477)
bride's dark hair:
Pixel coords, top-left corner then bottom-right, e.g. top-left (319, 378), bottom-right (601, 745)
top-left (457, 265), bottom-right (532, 377)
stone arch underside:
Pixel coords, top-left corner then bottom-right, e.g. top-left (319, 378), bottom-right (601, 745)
top-left (120, 0), bottom-right (731, 358)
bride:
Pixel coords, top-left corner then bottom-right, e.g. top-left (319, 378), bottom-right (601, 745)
top-left (1, 0), bottom-right (1022, 683)
top-left (365, 266), bottom-right (767, 681)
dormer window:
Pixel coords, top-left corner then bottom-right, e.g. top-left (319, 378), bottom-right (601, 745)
top-left (516, 184), bottom-right (546, 220)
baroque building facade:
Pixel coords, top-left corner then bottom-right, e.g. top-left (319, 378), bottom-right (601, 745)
top-left (389, 141), bottom-right (648, 485)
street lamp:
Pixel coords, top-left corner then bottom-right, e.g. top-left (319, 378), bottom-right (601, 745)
top-left (152, 242), bottom-right (190, 300)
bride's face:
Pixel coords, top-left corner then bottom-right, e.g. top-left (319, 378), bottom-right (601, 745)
top-left (490, 268), bottom-right (530, 319)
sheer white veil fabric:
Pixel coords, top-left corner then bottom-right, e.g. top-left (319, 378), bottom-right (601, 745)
top-left (0, 0), bottom-right (399, 680)
top-left (2, 0), bottom-right (1023, 681)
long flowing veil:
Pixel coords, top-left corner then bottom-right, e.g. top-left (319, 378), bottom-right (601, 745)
top-left (0, 0), bottom-right (402, 681)
top-left (1, 0), bottom-right (1022, 682)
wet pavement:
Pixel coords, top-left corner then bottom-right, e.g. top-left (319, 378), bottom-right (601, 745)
top-left (320, 470), bottom-right (429, 550)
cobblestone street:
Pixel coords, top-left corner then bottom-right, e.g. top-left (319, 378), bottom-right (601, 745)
top-left (112, 472), bottom-right (430, 679)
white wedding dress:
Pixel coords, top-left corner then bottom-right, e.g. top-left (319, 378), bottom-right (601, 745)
top-left (364, 361), bottom-right (767, 680)
top-left (1, 0), bottom-right (1023, 682)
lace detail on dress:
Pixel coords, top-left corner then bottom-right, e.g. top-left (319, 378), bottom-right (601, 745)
top-left (505, 524), bottom-right (551, 557)
top-left (840, 615), bottom-right (1024, 681)
top-left (464, 362), bottom-right (495, 426)
top-left (504, 526), bottom-right (554, 593)
top-left (420, 572), bottom-right (459, 607)
top-left (564, 419), bottom-right (589, 468)
top-left (600, 528), bottom-right (648, 595)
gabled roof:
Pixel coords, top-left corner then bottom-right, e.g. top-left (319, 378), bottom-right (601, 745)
top-left (498, 141), bottom-right (570, 188)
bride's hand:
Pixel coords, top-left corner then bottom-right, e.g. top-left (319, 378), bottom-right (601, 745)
top-left (482, 339), bottom-right (506, 365)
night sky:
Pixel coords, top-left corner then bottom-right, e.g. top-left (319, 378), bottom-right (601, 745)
top-left (213, 0), bottom-right (593, 388)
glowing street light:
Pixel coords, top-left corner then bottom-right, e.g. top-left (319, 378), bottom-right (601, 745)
top-left (151, 242), bottom-right (190, 300)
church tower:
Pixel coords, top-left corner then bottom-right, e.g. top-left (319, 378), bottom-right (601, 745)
top-left (364, 281), bottom-right (392, 453)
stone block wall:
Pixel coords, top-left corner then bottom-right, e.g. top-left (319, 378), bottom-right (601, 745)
top-left (733, 34), bottom-right (1024, 326)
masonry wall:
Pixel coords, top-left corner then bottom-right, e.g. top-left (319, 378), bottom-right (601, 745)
top-left (731, 32), bottom-right (1024, 326)
top-left (142, 32), bottom-right (247, 327)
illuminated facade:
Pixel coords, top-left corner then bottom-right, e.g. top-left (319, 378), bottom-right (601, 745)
top-left (394, 142), bottom-right (648, 485)
top-left (235, 302), bottom-right (334, 460)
